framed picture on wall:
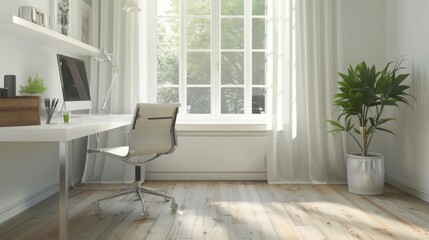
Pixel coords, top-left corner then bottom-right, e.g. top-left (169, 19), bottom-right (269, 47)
top-left (74, 0), bottom-right (93, 45)
top-left (51, 0), bottom-right (72, 36)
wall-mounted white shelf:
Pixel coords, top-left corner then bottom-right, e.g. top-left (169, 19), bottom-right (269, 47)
top-left (0, 16), bottom-right (100, 56)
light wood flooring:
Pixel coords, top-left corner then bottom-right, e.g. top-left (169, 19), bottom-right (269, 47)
top-left (0, 181), bottom-right (428, 240)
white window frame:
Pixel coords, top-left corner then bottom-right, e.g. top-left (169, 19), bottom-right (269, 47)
top-left (147, 0), bottom-right (272, 123)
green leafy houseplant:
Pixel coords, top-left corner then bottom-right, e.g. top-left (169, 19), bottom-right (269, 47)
top-left (19, 74), bottom-right (48, 94)
top-left (327, 59), bottom-right (413, 156)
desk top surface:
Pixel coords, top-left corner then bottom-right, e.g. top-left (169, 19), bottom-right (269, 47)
top-left (0, 114), bottom-right (133, 142)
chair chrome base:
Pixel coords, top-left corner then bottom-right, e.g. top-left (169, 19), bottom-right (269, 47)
top-left (96, 181), bottom-right (178, 217)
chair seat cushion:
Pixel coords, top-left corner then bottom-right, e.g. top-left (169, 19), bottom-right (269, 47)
top-left (101, 146), bottom-right (131, 158)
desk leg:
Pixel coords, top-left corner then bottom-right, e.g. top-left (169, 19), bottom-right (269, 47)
top-left (59, 141), bottom-right (68, 240)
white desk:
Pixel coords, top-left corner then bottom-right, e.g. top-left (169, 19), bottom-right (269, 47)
top-left (0, 114), bottom-right (133, 240)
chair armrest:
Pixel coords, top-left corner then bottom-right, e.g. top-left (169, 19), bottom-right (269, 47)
top-left (91, 131), bottom-right (131, 149)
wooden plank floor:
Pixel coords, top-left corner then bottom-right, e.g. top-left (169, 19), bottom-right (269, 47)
top-left (0, 181), bottom-right (428, 240)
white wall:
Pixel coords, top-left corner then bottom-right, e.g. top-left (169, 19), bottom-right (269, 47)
top-left (0, 35), bottom-right (91, 223)
top-left (341, 0), bottom-right (429, 201)
top-left (339, 0), bottom-right (387, 155)
top-left (384, 0), bottom-right (429, 201)
top-left (340, 0), bottom-right (386, 69)
top-left (0, 0), bottom-right (94, 223)
top-left (146, 132), bottom-right (267, 180)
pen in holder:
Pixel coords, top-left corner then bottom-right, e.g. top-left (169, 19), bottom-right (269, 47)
top-left (44, 98), bottom-right (59, 124)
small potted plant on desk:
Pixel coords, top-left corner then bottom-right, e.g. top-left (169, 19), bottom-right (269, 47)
top-left (19, 74), bottom-right (47, 96)
top-left (327, 59), bottom-right (413, 195)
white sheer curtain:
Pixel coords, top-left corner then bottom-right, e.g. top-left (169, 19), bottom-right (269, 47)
top-left (82, 0), bottom-right (141, 183)
top-left (267, 0), bottom-right (346, 183)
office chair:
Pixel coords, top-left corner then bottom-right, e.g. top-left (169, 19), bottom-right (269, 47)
top-left (88, 103), bottom-right (180, 218)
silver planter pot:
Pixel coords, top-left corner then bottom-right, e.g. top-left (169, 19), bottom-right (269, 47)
top-left (346, 153), bottom-right (385, 195)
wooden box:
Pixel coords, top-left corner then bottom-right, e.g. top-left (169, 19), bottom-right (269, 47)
top-left (0, 96), bottom-right (41, 127)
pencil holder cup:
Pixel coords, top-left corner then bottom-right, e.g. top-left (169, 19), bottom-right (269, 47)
top-left (42, 98), bottom-right (60, 124)
top-left (43, 109), bottom-right (59, 124)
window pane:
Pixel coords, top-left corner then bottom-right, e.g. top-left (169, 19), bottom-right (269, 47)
top-left (157, 0), bottom-right (179, 16)
top-left (157, 51), bottom-right (179, 85)
top-left (252, 52), bottom-right (265, 85)
top-left (252, 18), bottom-right (265, 49)
top-left (187, 52), bottom-right (211, 84)
top-left (187, 0), bottom-right (210, 15)
top-left (252, 87), bottom-right (266, 114)
top-left (154, 0), bottom-right (271, 120)
top-left (187, 18), bottom-right (211, 49)
top-left (187, 87), bottom-right (211, 113)
top-left (157, 18), bottom-right (179, 49)
top-left (221, 0), bottom-right (244, 15)
top-left (221, 52), bottom-right (244, 85)
top-left (221, 18), bottom-right (244, 49)
top-left (252, 0), bottom-right (266, 15)
top-left (157, 87), bottom-right (179, 103)
top-left (221, 88), bottom-right (244, 114)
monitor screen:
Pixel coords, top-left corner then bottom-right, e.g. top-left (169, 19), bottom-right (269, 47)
top-left (57, 54), bottom-right (92, 111)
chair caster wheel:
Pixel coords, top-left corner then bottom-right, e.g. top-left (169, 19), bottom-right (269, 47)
top-left (170, 202), bottom-right (178, 211)
top-left (140, 211), bottom-right (149, 219)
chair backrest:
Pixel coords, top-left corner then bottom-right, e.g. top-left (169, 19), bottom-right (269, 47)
top-left (130, 103), bottom-right (180, 156)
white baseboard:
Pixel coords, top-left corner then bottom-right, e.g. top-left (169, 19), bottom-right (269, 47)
top-left (0, 183), bottom-right (58, 224)
top-left (267, 181), bottom-right (347, 184)
top-left (145, 171), bottom-right (267, 181)
top-left (385, 175), bottom-right (429, 203)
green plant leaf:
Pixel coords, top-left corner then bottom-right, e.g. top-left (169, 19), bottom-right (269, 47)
top-left (377, 118), bottom-right (396, 125)
top-left (326, 120), bottom-right (346, 130)
top-left (19, 74), bottom-right (47, 94)
top-left (375, 127), bottom-right (397, 136)
top-left (328, 58), bottom-right (413, 155)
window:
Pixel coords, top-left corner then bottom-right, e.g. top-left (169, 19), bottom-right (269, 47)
top-left (151, 0), bottom-right (269, 122)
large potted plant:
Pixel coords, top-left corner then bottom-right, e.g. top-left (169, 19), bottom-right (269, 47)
top-left (327, 59), bottom-right (413, 195)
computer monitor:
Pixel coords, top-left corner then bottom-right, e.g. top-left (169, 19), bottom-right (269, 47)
top-left (57, 54), bottom-right (92, 111)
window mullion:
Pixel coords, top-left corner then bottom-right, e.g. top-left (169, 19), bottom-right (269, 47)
top-left (244, 0), bottom-right (251, 115)
top-left (213, 0), bottom-right (220, 119)
top-left (180, 0), bottom-right (187, 111)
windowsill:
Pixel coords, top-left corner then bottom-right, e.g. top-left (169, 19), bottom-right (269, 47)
top-left (176, 122), bottom-right (267, 133)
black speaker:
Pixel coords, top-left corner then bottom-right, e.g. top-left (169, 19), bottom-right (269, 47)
top-left (4, 75), bottom-right (16, 97)
top-left (0, 88), bottom-right (7, 98)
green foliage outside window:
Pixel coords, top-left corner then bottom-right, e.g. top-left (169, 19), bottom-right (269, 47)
top-left (156, 0), bottom-right (267, 116)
